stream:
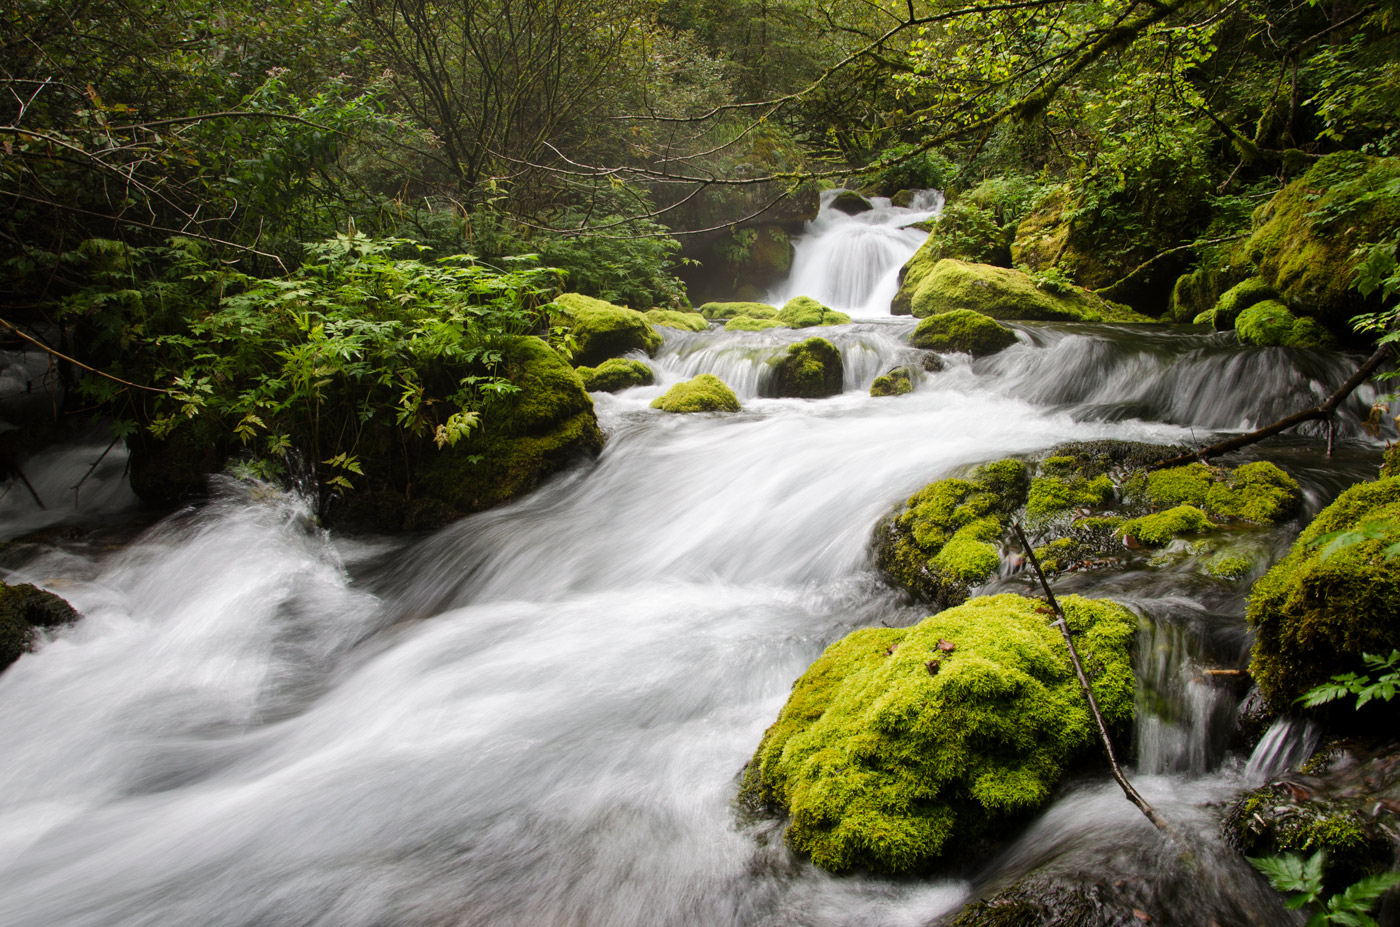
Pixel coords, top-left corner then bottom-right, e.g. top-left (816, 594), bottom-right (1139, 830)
top-left (0, 191), bottom-right (1388, 926)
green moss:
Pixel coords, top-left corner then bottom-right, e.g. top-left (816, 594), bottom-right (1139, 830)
top-left (0, 581), bottom-right (82, 672)
top-left (415, 336), bottom-right (604, 516)
top-left (871, 367), bottom-right (914, 397)
top-left (552, 292), bottom-right (663, 366)
top-left (771, 337), bottom-right (844, 399)
top-left (1197, 277), bottom-right (1278, 331)
top-left (909, 309), bottom-right (1018, 357)
top-left (1244, 152), bottom-right (1400, 327)
top-left (907, 260), bottom-right (1153, 322)
top-left (1206, 554), bottom-right (1253, 580)
top-left (1119, 505), bottom-right (1214, 547)
top-left (1247, 477), bottom-right (1400, 710)
top-left (1204, 461), bottom-right (1299, 523)
top-left (649, 374), bottom-right (741, 413)
top-left (1382, 445), bottom-right (1400, 479)
top-left (1026, 475), bottom-right (1114, 518)
top-left (776, 296), bottom-right (851, 328)
top-left (724, 316), bottom-right (787, 332)
top-left (576, 358), bottom-right (654, 392)
top-left (742, 593), bottom-right (1136, 874)
top-left (875, 459), bottom-right (1030, 606)
top-left (698, 301), bottom-right (778, 321)
top-left (644, 309), bottom-right (708, 332)
top-left (1141, 462), bottom-right (1215, 507)
top-left (1235, 300), bottom-right (1336, 349)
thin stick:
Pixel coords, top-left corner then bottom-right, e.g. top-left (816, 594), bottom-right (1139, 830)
top-left (1012, 520), bottom-right (1172, 834)
top-left (0, 318), bottom-right (168, 394)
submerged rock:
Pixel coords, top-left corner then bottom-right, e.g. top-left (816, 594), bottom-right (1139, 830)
top-left (1, 581), bottom-right (81, 672)
top-left (551, 293), bottom-right (662, 366)
top-left (741, 593), bottom-right (1136, 874)
top-left (650, 374), bottom-right (741, 413)
top-left (909, 309), bottom-right (1018, 357)
top-left (576, 358), bottom-right (654, 392)
top-left (770, 337), bottom-right (843, 399)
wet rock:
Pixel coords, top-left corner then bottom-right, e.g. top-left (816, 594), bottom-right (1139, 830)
top-left (771, 338), bottom-right (843, 399)
top-left (830, 190), bottom-right (874, 215)
top-left (1, 581), bottom-right (81, 672)
top-left (909, 309), bottom-right (1018, 357)
top-left (871, 366), bottom-right (914, 397)
top-left (551, 293), bottom-right (662, 367)
top-left (650, 374), bottom-right (741, 413)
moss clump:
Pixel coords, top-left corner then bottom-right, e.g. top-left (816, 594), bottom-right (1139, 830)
top-left (829, 190), bottom-right (874, 215)
top-left (875, 459), bottom-right (1030, 607)
top-left (576, 358), bottom-right (654, 392)
top-left (909, 309), bottom-right (1018, 357)
top-left (698, 301), bottom-right (778, 321)
top-left (1247, 477), bottom-right (1400, 711)
top-left (1382, 445), bottom-right (1400, 479)
top-left (871, 367), bottom-right (914, 397)
top-left (0, 581), bottom-right (81, 672)
top-left (907, 260), bottom-right (1152, 322)
top-left (742, 593), bottom-right (1136, 874)
top-left (1026, 475), bottom-right (1114, 518)
top-left (415, 336), bottom-right (604, 517)
top-left (1206, 553), bottom-right (1253, 580)
top-left (1235, 300), bottom-right (1336, 349)
top-left (1119, 505), bottom-right (1214, 547)
top-left (644, 309), bottom-right (708, 332)
top-left (551, 293), bottom-right (663, 366)
top-left (776, 296), bottom-right (851, 328)
top-left (1244, 152), bottom-right (1400, 327)
top-left (1204, 461), bottom-right (1300, 523)
top-left (771, 337), bottom-right (844, 399)
top-left (1137, 462), bottom-right (1216, 508)
top-left (725, 316), bottom-right (787, 332)
top-left (1194, 277), bottom-right (1278, 331)
top-left (650, 374), bottom-right (741, 413)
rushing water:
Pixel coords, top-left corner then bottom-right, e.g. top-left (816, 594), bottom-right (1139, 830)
top-left (0, 194), bottom-right (1388, 926)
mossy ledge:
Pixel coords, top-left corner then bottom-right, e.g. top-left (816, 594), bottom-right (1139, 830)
top-left (741, 593), bottom-right (1136, 874)
top-left (904, 259), bottom-right (1152, 323)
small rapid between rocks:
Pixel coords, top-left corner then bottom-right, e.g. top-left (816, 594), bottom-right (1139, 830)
top-left (0, 193), bottom-right (1387, 926)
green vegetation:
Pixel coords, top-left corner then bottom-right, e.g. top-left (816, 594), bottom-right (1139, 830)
top-left (1235, 301), bottom-right (1337, 350)
top-left (1119, 505), bottom-right (1214, 547)
top-left (909, 310), bottom-right (1018, 357)
top-left (775, 296), bottom-right (851, 328)
top-left (698, 302), bottom-right (778, 321)
top-left (649, 374), bottom-right (741, 413)
top-left (870, 367), bottom-right (914, 397)
top-left (902, 260), bottom-right (1152, 323)
top-left (770, 338), bottom-right (844, 399)
top-left (576, 358), bottom-right (654, 392)
top-left (644, 310), bottom-right (708, 332)
top-left (742, 593), bottom-right (1135, 874)
top-left (551, 293), bottom-right (663, 366)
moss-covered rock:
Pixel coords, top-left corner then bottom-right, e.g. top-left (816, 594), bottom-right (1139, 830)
top-left (1118, 505), bottom-right (1215, 547)
top-left (644, 309), bottom-right (708, 332)
top-left (776, 296), bottom-right (851, 328)
top-left (1247, 476), bottom-right (1400, 711)
top-left (1244, 152), bottom-right (1400, 328)
top-left (1234, 300), bottom-right (1336, 349)
top-left (414, 336), bottom-right (604, 516)
top-left (741, 593), bottom-right (1136, 874)
top-left (715, 224), bottom-right (793, 287)
top-left (724, 316), bottom-right (787, 332)
top-left (1194, 277), bottom-right (1278, 331)
top-left (650, 374), bottom-right (741, 413)
top-left (698, 301), bottom-right (778, 321)
top-left (1123, 461), bottom-right (1299, 525)
top-left (1, 581), bottom-right (81, 672)
top-left (830, 190), bottom-right (874, 215)
top-left (870, 367), bottom-right (914, 397)
top-left (1026, 474), bottom-right (1114, 519)
top-left (771, 338), bottom-right (844, 399)
top-left (576, 358), bottom-right (654, 392)
top-left (1009, 185), bottom-right (1072, 273)
top-left (875, 460), bottom-right (1030, 607)
top-left (551, 293), bottom-right (663, 366)
top-left (906, 260), bottom-right (1153, 322)
top-left (909, 309), bottom-right (1018, 357)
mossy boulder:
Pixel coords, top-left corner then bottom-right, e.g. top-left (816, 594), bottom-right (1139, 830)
top-left (576, 358), bottom-right (654, 392)
top-left (875, 459), bottom-right (1030, 607)
top-left (1194, 277), bottom-right (1277, 331)
top-left (1118, 505), bottom-right (1214, 547)
top-left (1123, 461), bottom-right (1300, 524)
top-left (776, 296), bottom-right (851, 328)
top-left (1026, 474), bottom-right (1114, 519)
top-left (1247, 476), bottom-right (1400, 711)
top-left (725, 316), bottom-right (787, 332)
top-left (830, 190), bottom-right (874, 215)
top-left (414, 336), bottom-right (604, 516)
top-left (909, 309), bottom-right (1018, 357)
top-left (644, 309), bottom-right (708, 332)
top-left (891, 202), bottom-right (1017, 315)
top-left (551, 293), bottom-right (662, 366)
top-left (1243, 151), bottom-right (1400, 328)
top-left (741, 593), bottom-right (1136, 874)
top-left (770, 338), bottom-right (844, 399)
top-left (1, 581), bottom-right (81, 672)
top-left (870, 367), bottom-right (914, 397)
top-left (1234, 300), bottom-right (1336, 349)
top-left (650, 374), bottom-right (741, 413)
top-left (698, 301), bottom-right (777, 321)
top-left (905, 260), bottom-right (1152, 322)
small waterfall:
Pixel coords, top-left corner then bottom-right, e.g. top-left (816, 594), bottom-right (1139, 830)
top-left (769, 189), bottom-right (941, 317)
top-left (0, 439), bottom-right (138, 541)
top-left (1244, 717), bottom-right (1322, 785)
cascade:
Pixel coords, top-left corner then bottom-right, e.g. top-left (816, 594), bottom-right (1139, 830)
top-left (0, 205), bottom-right (1387, 926)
